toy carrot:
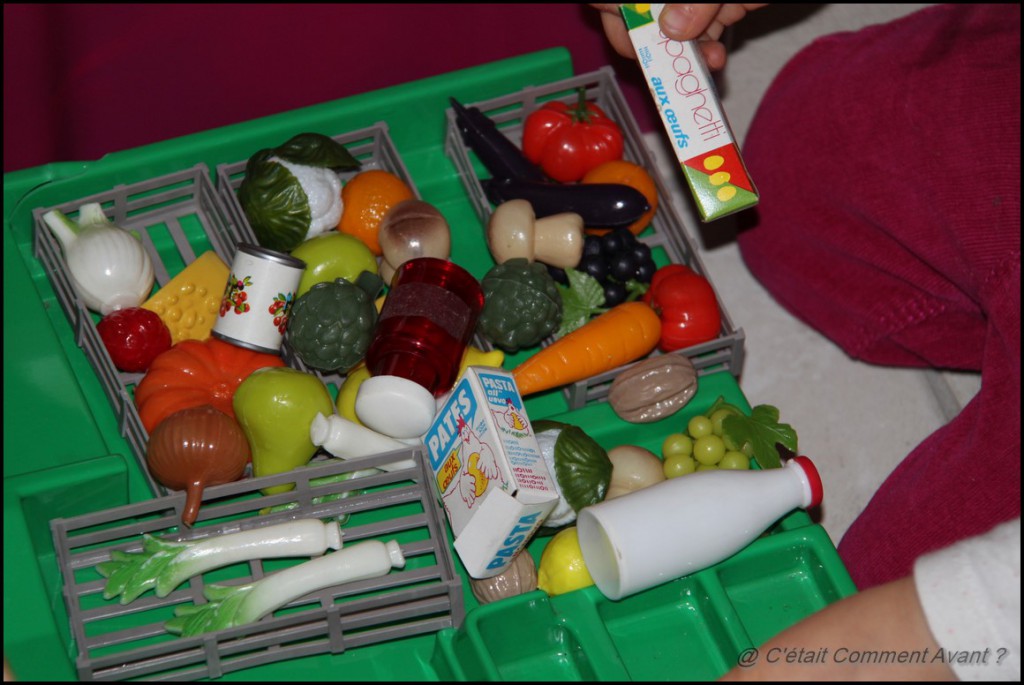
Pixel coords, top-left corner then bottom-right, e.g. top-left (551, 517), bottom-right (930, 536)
top-left (512, 301), bottom-right (662, 397)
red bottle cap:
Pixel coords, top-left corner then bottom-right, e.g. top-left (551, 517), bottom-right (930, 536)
top-left (790, 456), bottom-right (823, 508)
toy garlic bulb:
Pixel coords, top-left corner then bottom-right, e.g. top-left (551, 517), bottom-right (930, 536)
top-left (42, 202), bottom-right (155, 315)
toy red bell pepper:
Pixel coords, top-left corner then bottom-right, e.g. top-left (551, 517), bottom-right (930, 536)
top-left (642, 264), bottom-right (721, 352)
top-left (521, 88), bottom-right (624, 183)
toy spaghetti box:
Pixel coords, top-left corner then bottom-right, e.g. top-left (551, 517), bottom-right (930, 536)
top-left (621, 3), bottom-right (759, 222)
top-left (424, 366), bottom-right (558, 578)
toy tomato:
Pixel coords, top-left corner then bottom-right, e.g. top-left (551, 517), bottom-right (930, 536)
top-left (643, 265), bottom-right (721, 352)
top-left (522, 89), bottom-right (624, 183)
top-left (96, 307), bottom-right (173, 372)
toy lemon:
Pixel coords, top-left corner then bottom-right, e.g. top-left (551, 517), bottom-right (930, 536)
top-left (536, 526), bottom-right (594, 596)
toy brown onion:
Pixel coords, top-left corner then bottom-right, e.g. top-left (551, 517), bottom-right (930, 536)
top-left (146, 404), bottom-right (251, 527)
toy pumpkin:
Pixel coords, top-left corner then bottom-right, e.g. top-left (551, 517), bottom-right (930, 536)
top-left (134, 337), bottom-right (285, 433)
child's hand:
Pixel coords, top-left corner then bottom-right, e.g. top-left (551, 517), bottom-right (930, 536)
top-left (718, 576), bottom-right (956, 681)
top-left (590, 3), bottom-right (767, 70)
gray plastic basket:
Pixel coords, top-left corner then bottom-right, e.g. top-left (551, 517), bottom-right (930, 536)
top-left (32, 165), bottom-right (245, 496)
top-left (32, 124), bottom-right (422, 499)
top-left (444, 67), bottom-right (745, 409)
top-left (50, 449), bottom-right (464, 681)
top-left (215, 121), bottom-right (420, 393)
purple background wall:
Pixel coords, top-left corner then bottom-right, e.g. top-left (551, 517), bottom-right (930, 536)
top-left (3, 3), bottom-right (661, 174)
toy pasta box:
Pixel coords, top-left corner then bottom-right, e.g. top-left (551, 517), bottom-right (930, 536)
top-left (620, 3), bottom-right (759, 222)
top-left (424, 367), bottom-right (558, 578)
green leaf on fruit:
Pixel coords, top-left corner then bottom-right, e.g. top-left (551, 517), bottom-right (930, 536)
top-left (556, 268), bottom-right (606, 338)
top-left (708, 396), bottom-right (798, 470)
top-left (623, 278), bottom-right (649, 300)
top-left (273, 132), bottom-right (361, 170)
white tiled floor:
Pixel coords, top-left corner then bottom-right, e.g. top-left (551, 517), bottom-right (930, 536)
top-left (641, 3), bottom-right (982, 547)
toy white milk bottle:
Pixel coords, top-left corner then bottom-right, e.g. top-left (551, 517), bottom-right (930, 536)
top-left (577, 456), bottom-right (823, 600)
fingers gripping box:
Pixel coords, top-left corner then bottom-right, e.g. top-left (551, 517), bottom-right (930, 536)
top-left (425, 367), bottom-right (558, 578)
top-left (621, 3), bottom-right (759, 222)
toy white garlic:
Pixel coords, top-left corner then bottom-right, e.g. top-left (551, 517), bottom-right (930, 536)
top-left (42, 202), bottom-right (155, 315)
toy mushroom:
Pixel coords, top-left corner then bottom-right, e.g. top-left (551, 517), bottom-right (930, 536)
top-left (377, 199), bottom-right (452, 283)
top-left (486, 199), bottom-right (584, 269)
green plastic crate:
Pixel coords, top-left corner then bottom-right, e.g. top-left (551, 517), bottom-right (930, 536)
top-left (3, 48), bottom-right (855, 681)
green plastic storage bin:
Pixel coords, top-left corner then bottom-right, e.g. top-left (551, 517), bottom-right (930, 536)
top-left (4, 48), bottom-right (855, 681)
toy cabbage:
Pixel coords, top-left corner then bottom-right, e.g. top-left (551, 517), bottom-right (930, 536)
top-left (533, 419), bottom-right (612, 528)
top-left (238, 132), bottom-right (361, 252)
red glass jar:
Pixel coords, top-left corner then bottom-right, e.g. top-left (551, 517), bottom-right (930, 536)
top-left (365, 257), bottom-right (484, 397)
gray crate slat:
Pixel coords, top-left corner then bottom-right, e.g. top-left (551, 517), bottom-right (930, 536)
top-left (78, 562), bottom-right (454, 652)
top-left (444, 67), bottom-right (746, 409)
top-left (82, 584), bottom-right (460, 680)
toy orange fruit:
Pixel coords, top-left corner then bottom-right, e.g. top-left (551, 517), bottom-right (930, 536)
top-left (338, 169), bottom-right (415, 256)
top-left (581, 160), bottom-right (658, 236)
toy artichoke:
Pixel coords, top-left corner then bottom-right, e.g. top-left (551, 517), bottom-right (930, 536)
top-left (477, 258), bottom-right (563, 353)
top-left (285, 274), bottom-right (381, 372)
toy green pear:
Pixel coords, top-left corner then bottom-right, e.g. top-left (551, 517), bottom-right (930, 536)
top-left (233, 367), bottom-right (334, 495)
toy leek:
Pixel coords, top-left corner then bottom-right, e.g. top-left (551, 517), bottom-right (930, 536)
top-left (97, 519), bottom-right (343, 604)
top-left (165, 539), bottom-right (405, 637)
top-left (260, 465), bottom-right (383, 522)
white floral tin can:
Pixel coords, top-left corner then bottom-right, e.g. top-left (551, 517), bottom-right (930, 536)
top-left (212, 243), bottom-right (305, 353)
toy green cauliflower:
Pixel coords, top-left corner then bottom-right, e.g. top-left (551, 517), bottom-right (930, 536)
top-left (238, 132), bottom-right (361, 252)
